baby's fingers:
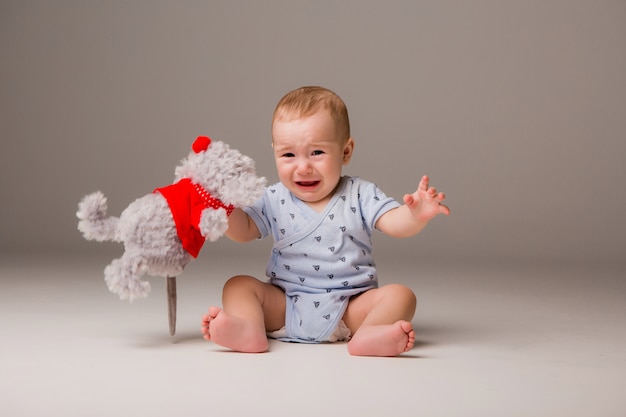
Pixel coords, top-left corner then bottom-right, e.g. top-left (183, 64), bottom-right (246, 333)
top-left (418, 175), bottom-right (430, 191)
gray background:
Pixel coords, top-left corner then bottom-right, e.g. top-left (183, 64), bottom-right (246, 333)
top-left (2, 0), bottom-right (625, 264)
top-left (2, 3), bottom-right (626, 416)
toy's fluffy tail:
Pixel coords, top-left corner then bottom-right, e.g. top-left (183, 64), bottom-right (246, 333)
top-left (77, 191), bottom-right (121, 242)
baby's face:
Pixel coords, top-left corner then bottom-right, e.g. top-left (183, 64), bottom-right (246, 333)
top-left (272, 110), bottom-right (353, 212)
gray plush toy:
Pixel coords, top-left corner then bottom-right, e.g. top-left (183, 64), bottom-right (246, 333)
top-left (77, 136), bottom-right (266, 334)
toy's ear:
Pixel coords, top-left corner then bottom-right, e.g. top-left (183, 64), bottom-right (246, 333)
top-left (192, 136), bottom-right (211, 153)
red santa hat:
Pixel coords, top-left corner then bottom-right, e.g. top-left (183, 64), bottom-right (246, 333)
top-left (192, 136), bottom-right (211, 153)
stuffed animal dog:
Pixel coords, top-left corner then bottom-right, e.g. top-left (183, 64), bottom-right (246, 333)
top-left (77, 136), bottom-right (266, 333)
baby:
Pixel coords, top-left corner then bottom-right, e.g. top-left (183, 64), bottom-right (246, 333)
top-left (202, 86), bottom-right (450, 356)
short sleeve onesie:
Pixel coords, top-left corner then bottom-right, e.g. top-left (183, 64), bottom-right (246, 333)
top-left (244, 176), bottom-right (400, 342)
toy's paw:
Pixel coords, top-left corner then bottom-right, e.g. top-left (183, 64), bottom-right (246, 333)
top-left (104, 259), bottom-right (151, 302)
top-left (199, 208), bottom-right (229, 242)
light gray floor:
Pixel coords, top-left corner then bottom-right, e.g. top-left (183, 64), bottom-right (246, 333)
top-left (1, 252), bottom-right (625, 417)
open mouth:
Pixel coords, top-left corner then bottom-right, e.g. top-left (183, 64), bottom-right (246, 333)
top-left (296, 181), bottom-right (320, 188)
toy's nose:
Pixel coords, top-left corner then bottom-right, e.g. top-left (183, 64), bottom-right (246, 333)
top-left (192, 136), bottom-right (211, 153)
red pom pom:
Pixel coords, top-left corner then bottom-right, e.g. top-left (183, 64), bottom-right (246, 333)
top-left (192, 136), bottom-right (211, 153)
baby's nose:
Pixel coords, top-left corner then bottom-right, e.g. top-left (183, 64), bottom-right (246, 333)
top-left (296, 158), bottom-right (312, 174)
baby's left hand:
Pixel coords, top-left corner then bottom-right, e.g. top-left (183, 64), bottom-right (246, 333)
top-left (403, 175), bottom-right (450, 222)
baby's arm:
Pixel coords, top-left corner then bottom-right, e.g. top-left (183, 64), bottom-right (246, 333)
top-left (225, 208), bottom-right (261, 242)
top-left (375, 175), bottom-right (450, 238)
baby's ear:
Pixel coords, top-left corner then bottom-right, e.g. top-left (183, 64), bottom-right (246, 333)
top-left (342, 137), bottom-right (355, 164)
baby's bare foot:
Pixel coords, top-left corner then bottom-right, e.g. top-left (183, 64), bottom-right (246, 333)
top-left (201, 307), bottom-right (268, 353)
top-left (347, 320), bottom-right (415, 357)
top-left (201, 306), bottom-right (221, 341)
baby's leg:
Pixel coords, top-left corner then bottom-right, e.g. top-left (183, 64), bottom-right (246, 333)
top-left (202, 275), bottom-right (285, 353)
top-left (343, 284), bottom-right (417, 357)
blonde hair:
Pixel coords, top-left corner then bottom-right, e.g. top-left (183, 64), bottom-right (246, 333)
top-left (272, 86), bottom-right (350, 141)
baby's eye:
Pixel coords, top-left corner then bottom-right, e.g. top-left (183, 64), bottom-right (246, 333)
top-left (312, 150), bottom-right (325, 156)
top-left (282, 152), bottom-right (295, 158)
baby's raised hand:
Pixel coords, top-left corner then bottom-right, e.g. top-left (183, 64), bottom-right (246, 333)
top-left (403, 175), bottom-right (450, 222)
